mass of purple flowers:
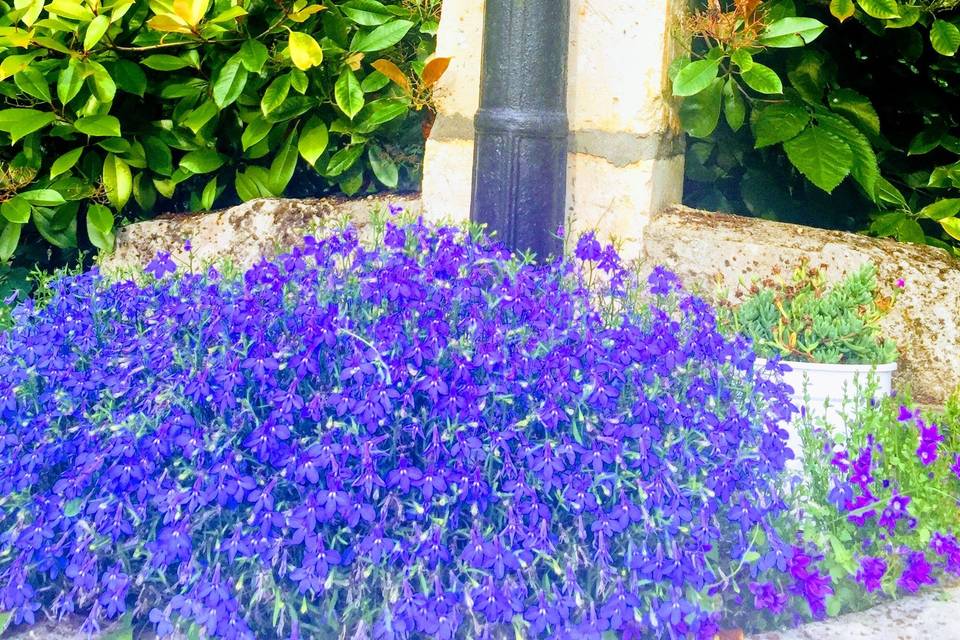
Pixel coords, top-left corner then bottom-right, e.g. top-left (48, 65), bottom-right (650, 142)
top-left (0, 220), bottom-right (801, 638)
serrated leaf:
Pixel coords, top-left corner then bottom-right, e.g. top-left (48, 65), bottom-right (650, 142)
top-left (352, 19), bottom-right (414, 52)
top-left (897, 217), bottom-right (925, 243)
top-left (298, 118), bottom-right (329, 165)
top-left (1, 196), bottom-right (31, 224)
top-left (103, 153), bottom-right (132, 209)
top-left (213, 56), bottom-right (248, 108)
top-left (817, 112), bottom-right (879, 196)
top-left (760, 17), bottom-right (827, 47)
top-left (289, 31), bottom-right (324, 70)
top-left (741, 63), bottom-right (783, 94)
top-left (856, 0), bottom-right (899, 19)
top-left (931, 19), bottom-right (960, 56)
top-left (875, 176), bottom-right (908, 208)
top-left (75, 114), bottom-right (121, 137)
top-left (753, 103), bottom-right (810, 148)
top-left (827, 89), bottom-right (880, 137)
top-left (51, 147), bottom-right (83, 179)
top-left (335, 69), bottom-right (365, 118)
top-left (672, 59), bottom-right (720, 97)
top-left (783, 125), bottom-right (853, 193)
top-left (830, 0), bottom-right (855, 21)
top-left (918, 198), bottom-right (960, 221)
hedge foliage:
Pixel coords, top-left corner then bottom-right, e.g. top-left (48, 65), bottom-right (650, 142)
top-left (676, 0), bottom-right (960, 255)
top-left (0, 0), bottom-right (440, 268)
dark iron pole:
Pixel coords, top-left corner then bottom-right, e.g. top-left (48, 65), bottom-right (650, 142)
top-left (470, 0), bottom-right (571, 258)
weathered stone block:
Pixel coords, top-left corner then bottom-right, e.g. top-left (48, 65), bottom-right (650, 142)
top-left (642, 206), bottom-right (960, 404)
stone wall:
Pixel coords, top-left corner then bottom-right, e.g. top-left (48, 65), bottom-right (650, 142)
top-left (421, 0), bottom-right (687, 258)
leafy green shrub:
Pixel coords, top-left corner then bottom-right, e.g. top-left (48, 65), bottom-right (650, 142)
top-left (722, 260), bottom-right (899, 363)
top-left (0, 0), bottom-right (441, 266)
top-left (675, 0), bottom-right (960, 255)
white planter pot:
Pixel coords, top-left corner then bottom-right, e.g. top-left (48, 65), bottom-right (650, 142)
top-left (756, 359), bottom-right (897, 459)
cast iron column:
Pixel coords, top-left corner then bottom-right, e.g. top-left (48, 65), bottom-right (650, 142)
top-left (470, 0), bottom-right (571, 258)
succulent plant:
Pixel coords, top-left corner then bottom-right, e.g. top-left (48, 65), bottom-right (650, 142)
top-left (724, 260), bottom-right (898, 365)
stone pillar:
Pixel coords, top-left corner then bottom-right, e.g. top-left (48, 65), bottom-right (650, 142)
top-left (421, 0), bottom-right (686, 259)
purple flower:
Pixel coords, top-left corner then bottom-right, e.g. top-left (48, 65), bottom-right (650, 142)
top-left (145, 251), bottom-right (177, 278)
top-left (898, 551), bottom-right (936, 593)
top-left (748, 582), bottom-right (786, 614)
top-left (856, 556), bottom-right (886, 593)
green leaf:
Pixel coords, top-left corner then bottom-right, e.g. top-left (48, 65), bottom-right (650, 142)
top-left (930, 19), bottom-right (960, 56)
top-left (298, 117), bottom-right (329, 165)
top-left (111, 60), bottom-right (147, 97)
top-left (760, 17), bottom-right (827, 47)
top-left (142, 54), bottom-right (193, 71)
top-left (87, 60), bottom-right (116, 103)
top-left (817, 112), bottom-right (879, 195)
top-left (87, 203), bottom-right (114, 233)
top-left (86, 205), bottom-right (115, 251)
top-left (235, 167), bottom-right (275, 201)
top-left (14, 67), bottom-right (52, 102)
top-left (265, 96), bottom-right (315, 123)
top-left (1, 196), bottom-right (31, 223)
top-left (84, 14), bottom-right (110, 50)
top-left (0, 222), bottom-right (22, 261)
top-left (268, 134), bottom-right (299, 195)
top-left (51, 147), bottom-right (83, 178)
top-left (182, 100), bottom-right (219, 134)
top-left (829, 0), bottom-right (855, 21)
top-left (368, 145), bottom-right (398, 187)
top-left (200, 177), bottom-right (218, 210)
top-left (730, 49), bottom-right (753, 71)
top-left (325, 144), bottom-right (365, 176)
top-left (0, 108), bottom-right (55, 143)
top-left (909, 129), bottom-right (942, 155)
top-left (239, 39), bottom-right (270, 73)
top-left (897, 217), bottom-right (925, 243)
top-left (335, 69), bottom-right (365, 119)
top-left (886, 4), bottom-right (920, 27)
top-left (21, 189), bottom-right (65, 206)
top-left (63, 498), bottom-right (84, 518)
top-left (918, 198), bottom-right (960, 221)
top-left (356, 97), bottom-right (409, 132)
top-left (942, 217), bottom-right (960, 241)
top-left (32, 204), bottom-right (77, 248)
top-left (856, 0), bottom-right (899, 19)
top-left (672, 59), bottom-right (720, 97)
top-left (261, 75), bottom-right (291, 116)
top-left (352, 19), bottom-right (415, 52)
top-left (753, 103), bottom-right (810, 147)
top-left (361, 70), bottom-right (392, 92)
top-left (57, 59), bottom-right (86, 106)
top-left (827, 89), bottom-right (880, 137)
top-left (213, 56), bottom-right (248, 108)
top-left (75, 114), bottom-right (121, 137)
top-left (142, 137), bottom-right (173, 176)
top-left (679, 78), bottom-right (723, 138)
top-left (241, 118), bottom-right (272, 152)
top-left (342, 0), bottom-right (393, 26)
top-left (289, 69), bottom-right (309, 94)
top-left (876, 177), bottom-right (908, 208)
top-left (783, 125), bottom-right (854, 193)
top-left (870, 211), bottom-right (905, 236)
top-left (180, 149), bottom-right (225, 174)
top-left (722, 79), bottom-right (746, 131)
top-left (741, 63), bottom-right (783, 94)
top-left (103, 153), bottom-right (132, 209)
